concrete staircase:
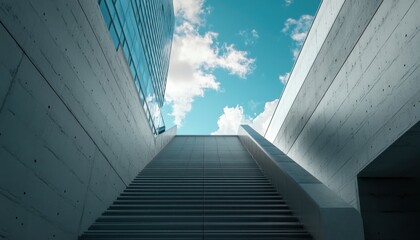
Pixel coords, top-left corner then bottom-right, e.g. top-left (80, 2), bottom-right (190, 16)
top-left (79, 136), bottom-right (312, 240)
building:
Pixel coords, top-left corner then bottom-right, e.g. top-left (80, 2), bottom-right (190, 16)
top-left (265, 0), bottom-right (420, 238)
top-left (0, 0), bottom-right (175, 239)
top-left (1, 0), bottom-right (418, 239)
top-left (98, 0), bottom-right (174, 134)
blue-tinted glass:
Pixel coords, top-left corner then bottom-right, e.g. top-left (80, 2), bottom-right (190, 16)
top-left (109, 25), bottom-right (119, 48)
top-left (117, 0), bottom-right (130, 20)
top-left (100, 1), bottom-right (111, 27)
top-left (98, 0), bottom-right (174, 135)
top-left (105, 0), bottom-right (115, 18)
top-left (140, 71), bottom-right (148, 90)
top-left (138, 86), bottom-right (145, 103)
top-left (132, 41), bottom-right (140, 67)
top-left (135, 77), bottom-right (140, 92)
top-left (114, 17), bottom-right (122, 36)
top-left (122, 40), bottom-right (129, 58)
top-left (129, 61), bottom-right (136, 77)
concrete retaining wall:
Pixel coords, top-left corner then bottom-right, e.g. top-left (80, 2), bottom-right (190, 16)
top-left (266, 0), bottom-right (420, 208)
top-left (0, 0), bottom-right (176, 239)
top-left (240, 125), bottom-right (363, 240)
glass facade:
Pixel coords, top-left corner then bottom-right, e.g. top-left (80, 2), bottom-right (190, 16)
top-left (98, 0), bottom-right (174, 135)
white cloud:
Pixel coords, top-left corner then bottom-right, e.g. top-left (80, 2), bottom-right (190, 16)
top-left (218, 44), bottom-right (255, 78)
top-left (211, 105), bottom-right (251, 135)
top-left (238, 29), bottom-right (259, 46)
top-left (212, 99), bottom-right (279, 136)
top-left (282, 14), bottom-right (314, 59)
top-left (166, 0), bottom-right (255, 126)
top-left (173, 0), bottom-right (206, 25)
top-left (251, 99), bottom-right (279, 136)
top-left (279, 72), bottom-right (290, 84)
top-left (285, 0), bottom-right (294, 6)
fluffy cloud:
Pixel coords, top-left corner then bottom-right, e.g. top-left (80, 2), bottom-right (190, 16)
top-left (212, 99), bottom-right (279, 135)
top-left (238, 29), bottom-right (259, 46)
top-left (166, 0), bottom-right (255, 126)
top-left (211, 105), bottom-right (251, 135)
top-left (279, 72), bottom-right (290, 85)
top-left (173, 0), bottom-right (206, 25)
top-left (282, 14), bottom-right (314, 59)
top-left (250, 99), bottom-right (279, 135)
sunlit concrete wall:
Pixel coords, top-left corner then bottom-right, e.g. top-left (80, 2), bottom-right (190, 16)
top-left (0, 0), bottom-right (175, 239)
top-left (266, 0), bottom-right (420, 209)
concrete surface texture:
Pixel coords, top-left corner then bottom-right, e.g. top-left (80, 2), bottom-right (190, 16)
top-left (357, 121), bottom-right (420, 239)
top-left (266, 0), bottom-right (420, 209)
top-left (0, 0), bottom-right (175, 239)
top-left (239, 125), bottom-right (363, 240)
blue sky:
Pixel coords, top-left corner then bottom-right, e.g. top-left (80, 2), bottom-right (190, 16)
top-left (162, 0), bottom-right (320, 135)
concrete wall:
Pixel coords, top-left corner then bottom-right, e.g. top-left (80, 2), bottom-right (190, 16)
top-left (0, 0), bottom-right (176, 239)
top-left (239, 125), bottom-right (364, 240)
top-left (357, 121), bottom-right (420, 239)
top-left (265, 0), bottom-right (345, 141)
top-left (266, 0), bottom-right (420, 209)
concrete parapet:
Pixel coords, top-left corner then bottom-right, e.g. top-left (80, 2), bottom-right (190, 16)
top-left (239, 125), bottom-right (364, 240)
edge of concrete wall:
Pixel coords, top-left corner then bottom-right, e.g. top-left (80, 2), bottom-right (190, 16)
top-left (265, 0), bottom-right (345, 141)
top-left (239, 125), bottom-right (364, 240)
top-left (153, 126), bottom-right (177, 160)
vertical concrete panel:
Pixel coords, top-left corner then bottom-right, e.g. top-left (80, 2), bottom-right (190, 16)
top-left (0, 0), bottom-right (177, 239)
top-left (0, 194), bottom-right (74, 240)
top-left (0, 24), bottom-right (23, 112)
top-left (0, 55), bottom-right (95, 238)
top-left (273, 0), bottom-right (383, 153)
top-left (0, 147), bottom-right (81, 239)
top-left (295, 0), bottom-right (419, 203)
top-left (267, 0), bottom-right (420, 209)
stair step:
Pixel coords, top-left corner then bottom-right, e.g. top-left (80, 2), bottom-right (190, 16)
top-left (103, 209), bottom-right (294, 216)
top-left (108, 204), bottom-right (291, 210)
top-left (96, 215), bottom-right (299, 223)
top-left (79, 137), bottom-right (312, 239)
top-left (80, 231), bottom-right (312, 240)
top-left (89, 222), bottom-right (305, 231)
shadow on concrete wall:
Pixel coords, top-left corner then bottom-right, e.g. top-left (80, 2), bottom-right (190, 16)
top-left (358, 120), bottom-right (420, 239)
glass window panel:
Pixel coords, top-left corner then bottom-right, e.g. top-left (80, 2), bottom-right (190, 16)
top-left (99, 1), bottom-right (111, 27)
top-left (109, 24), bottom-right (119, 48)
top-left (105, 0), bottom-right (116, 19)
top-left (141, 69), bottom-right (149, 90)
top-left (138, 87), bottom-right (145, 103)
top-left (98, 0), bottom-right (173, 134)
top-left (114, 17), bottom-right (123, 36)
top-left (129, 61), bottom-right (136, 78)
top-left (135, 77), bottom-right (140, 92)
top-left (119, 34), bottom-right (125, 45)
top-left (123, 40), bottom-right (130, 58)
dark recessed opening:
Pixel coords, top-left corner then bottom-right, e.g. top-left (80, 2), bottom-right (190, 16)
top-left (358, 121), bottom-right (420, 239)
